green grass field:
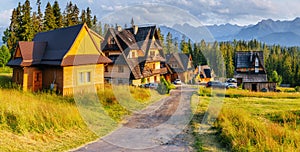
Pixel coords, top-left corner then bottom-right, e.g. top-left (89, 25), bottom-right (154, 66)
top-left (192, 87), bottom-right (300, 151)
top-left (0, 73), bottom-right (165, 151)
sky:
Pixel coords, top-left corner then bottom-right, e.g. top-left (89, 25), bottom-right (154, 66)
top-left (0, 0), bottom-right (300, 28)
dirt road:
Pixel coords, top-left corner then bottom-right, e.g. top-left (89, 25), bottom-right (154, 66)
top-left (73, 86), bottom-right (197, 152)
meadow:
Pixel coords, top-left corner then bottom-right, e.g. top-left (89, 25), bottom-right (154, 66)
top-left (192, 87), bottom-right (300, 151)
top-left (0, 73), bottom-right (165, 151)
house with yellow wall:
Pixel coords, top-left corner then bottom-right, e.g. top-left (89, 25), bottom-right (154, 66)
top-left (7, 23), bottom-right (111, 96)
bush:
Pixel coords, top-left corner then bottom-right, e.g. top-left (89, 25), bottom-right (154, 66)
top-left (157, 77), bottom-right (175, 94)
top-left (295, 86), bottom-right (300, 92)
top-left (0, 67), bottom-right (12, 73)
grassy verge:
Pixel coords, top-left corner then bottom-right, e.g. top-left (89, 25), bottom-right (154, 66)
top-left (198, 86), bottom-right (300, 99)
top-left (0, 74), bottom-right (165, 151)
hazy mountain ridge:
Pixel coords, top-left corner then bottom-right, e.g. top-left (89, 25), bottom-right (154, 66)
top-left (169, 18), bottom-right (300, 46)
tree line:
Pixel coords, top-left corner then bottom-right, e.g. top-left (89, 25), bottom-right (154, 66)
top-left (2, 0), bottom-right (100, 53)
top-left (161, 32), bottom-right (300, 87)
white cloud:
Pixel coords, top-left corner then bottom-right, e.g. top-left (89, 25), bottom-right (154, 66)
top-left (87, 0), bottom-right (94, 4)
top-left (0, 9), bottom-right (12, 27)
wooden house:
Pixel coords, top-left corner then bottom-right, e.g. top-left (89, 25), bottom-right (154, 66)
top-left (7, 23), bottom-right (112, 96)
top-left (101, 25), bottom-right (167, 86)
top-left (165, 53), bottom-right (194, 83)
top-left (234, 51), bottom-right (276, 91)
top-left (194, 65), bottom-right (213, 84)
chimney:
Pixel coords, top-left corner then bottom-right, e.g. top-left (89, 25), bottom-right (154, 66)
top-left (133, 25), bottom-right (138, 35)
top-left (116, 25), bottom-right (122, 32)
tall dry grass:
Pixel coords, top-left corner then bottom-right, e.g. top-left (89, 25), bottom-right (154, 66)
top-left (216, 108), bottom-right (300, 151)
top-left (0, 78), bottom-right (165, 151)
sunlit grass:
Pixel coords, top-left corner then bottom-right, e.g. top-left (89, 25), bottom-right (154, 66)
top-left (192, 87), bottom-right (300, 151)
top-left (0, 74), bottom-right (166, 151)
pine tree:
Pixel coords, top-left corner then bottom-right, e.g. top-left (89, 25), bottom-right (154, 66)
top-left (36, 0), bottom-right (43, 31)
top-left (92, 15), bottom-right (97, 26)
top-left (86, 7), bottom-right (92, 27)
top-left (64, 2), bottom-right (73, 26)
top-left (44, 2), bottom-right (56, 31)
top-left (188, 39), bottom-right (193, 55)
top-left (20, 0), bottom-right (34, 41)
top-left (31, 12), bottom-right (40, 35)
top-left (80, 9), bottom-right (86, 24)
top-left (166, 32), bottom-right (173, 54)
top-left (52, 1), bottom-right (63, 28)
top-left (71, 4), bottom-right (80, 25)
top-left (2, 5), bottom-right (21, 52)
top-left (180, 35), bottom-right (188, 54)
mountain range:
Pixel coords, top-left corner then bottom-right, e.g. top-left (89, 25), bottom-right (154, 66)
top-left (162, 17), bottom-right (300, 46)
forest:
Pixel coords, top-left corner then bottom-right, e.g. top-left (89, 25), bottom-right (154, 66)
top-left (1, 0), bottom-right (300, 87)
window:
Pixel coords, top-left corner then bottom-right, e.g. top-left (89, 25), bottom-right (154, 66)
top-left (118, 66), bottom-right (124, 73)
top-left (132, 51), bottom-right (136, 58)
top-left (255, 58), bottom-right (259, 73)
top-left (86, 72), bottom-right (91, 83)
top-left (118, 79), bottom-right (123, 84)
top-left (153, 64), bottom-right (156, 69)
top-left (150, 51), bottom-right (155, 57)
top-left (79, 72), bottom-right (84, 84)
top-left (78, 71), bottom-right (92, 85)
top-left (105, 66), bottom-right (108, 72)
top-left (110, 38), bottom-right (115, 44)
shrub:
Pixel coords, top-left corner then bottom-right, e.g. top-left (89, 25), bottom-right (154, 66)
top-left (295, 86), bottom-right (300, 92)
top-left (157, 76), bottom-right (175, 94)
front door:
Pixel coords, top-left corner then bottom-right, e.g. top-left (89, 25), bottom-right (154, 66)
top-left (252, 84), bottom-right (257, 92)
top-left (33, 70), bottom-right (42, 92)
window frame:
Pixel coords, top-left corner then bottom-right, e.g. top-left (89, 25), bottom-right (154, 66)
top-left (78, 70), bottom-right (92, 85)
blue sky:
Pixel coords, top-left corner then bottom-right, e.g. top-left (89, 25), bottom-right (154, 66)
top-left (0, 0), bottom-right (300, 28)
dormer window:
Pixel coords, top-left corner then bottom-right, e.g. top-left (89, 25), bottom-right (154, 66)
top-left (255, 57), bottom-right (259, 73)
top-left (150, 51), bottom-right (155, 57)
top-left (109, 38), bottom-right (115, 45)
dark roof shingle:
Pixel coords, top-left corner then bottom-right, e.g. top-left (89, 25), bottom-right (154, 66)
top-left (33, 24), bottom-right (83, 61)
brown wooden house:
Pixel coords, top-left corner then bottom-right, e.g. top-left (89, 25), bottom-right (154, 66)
top-left (165, 53), bottom-right (194, 83)
top-left (7, 23), bottom-right (111, 95)
top-left (234, 51), bottom-right (276, 91)
top-left (101, 25), bottom-right (167, 86)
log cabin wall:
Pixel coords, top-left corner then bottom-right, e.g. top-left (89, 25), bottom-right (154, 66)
top-left (42, 67), bottom-right (63, 93)
top-left (12, 67), bottom-right (24, 85)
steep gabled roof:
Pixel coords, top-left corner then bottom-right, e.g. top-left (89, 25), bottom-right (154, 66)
top-left (7, 24), bottom-right (111, 67)
top-left (34, 24), bottom-right (83, 61)
top-left (166, 53), bottom-right (193, 72)
top-left (101, 25), bottom-right (165, 79)
top-left (235, 51), bottom-right (265, 68)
